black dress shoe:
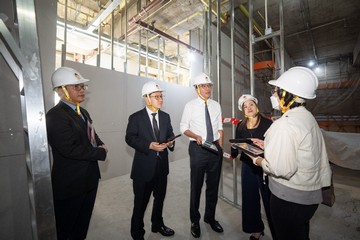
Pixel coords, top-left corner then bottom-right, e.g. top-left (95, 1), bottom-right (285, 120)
top-left (249, 232), bottom-right (264, 240)
top-left (151, 225), bottom-right (175, 237)
top-left (191, 222), bottom-right (201, 238)
top-left (204, 219), bottom-right (224, 233)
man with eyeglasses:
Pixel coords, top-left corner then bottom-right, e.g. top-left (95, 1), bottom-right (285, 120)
top-left (180, 72), bottom-right (224, 238)
top-left (46, 66), bottom-right (108, 240)
top-left (125, 81), bottom-right (176, 240)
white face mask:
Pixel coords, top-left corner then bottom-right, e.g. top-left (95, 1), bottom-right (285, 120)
top-left (270, 95), bottom-right (280, 110)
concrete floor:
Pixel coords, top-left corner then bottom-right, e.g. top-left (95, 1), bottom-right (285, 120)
top-left (87, 159), bottom-right (360, 240)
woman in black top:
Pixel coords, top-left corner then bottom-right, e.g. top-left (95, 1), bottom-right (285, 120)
top-left (231, 94), bottom-right (276, 240)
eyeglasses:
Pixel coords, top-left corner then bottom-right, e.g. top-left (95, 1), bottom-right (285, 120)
top-left (69, 84), bottom-right (88, 91)
top-left (199, 84), bottom-right (212, 89)
top-left (149, 95), bottom-right (164, 100)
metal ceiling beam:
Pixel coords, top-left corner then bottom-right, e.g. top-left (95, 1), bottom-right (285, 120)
top-left (135, 20), bottom-right (202, 54)
top-left (86, 0), bottom-right (123, 33)
top-left (148, 11), bottom-right (202, 42)
top-left (286, 18), bottom-right (346, 38)
top-left (128, 0), bottom-right (172, 25)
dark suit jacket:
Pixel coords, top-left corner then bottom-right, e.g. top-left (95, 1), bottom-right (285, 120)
top-left (125, 108), bottom-right (175, 182)
top-left (46, 101), bottom-right (107, 200)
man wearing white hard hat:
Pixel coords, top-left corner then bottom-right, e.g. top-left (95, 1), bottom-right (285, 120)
top-left (126, 81), bottom-right (176, 240)
top-left (231, 94), bottom-right (277, 240)
top-left (180, 72), bottom-right (224, 238)
top-left (46, 66), bottom-right (108, 240)
top-left (249, 67), bottom-right (332, 240)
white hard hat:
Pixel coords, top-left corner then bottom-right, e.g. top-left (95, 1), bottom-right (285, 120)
top-left (238, 94), bottom-right (258, 111)
top-left (268, 67), bottom-right (318, 99)
top-left (141, 81), bottom-right (164, 97)
top-left (192, 73), bottom-right (213, 86)
top-left (51, 67), bottom-right (89, 89)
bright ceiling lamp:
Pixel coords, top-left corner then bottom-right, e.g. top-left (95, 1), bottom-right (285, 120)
top-left (188, 51), bottom-right (195, 63)
top-left (308, 60), bottom-right (315, 67)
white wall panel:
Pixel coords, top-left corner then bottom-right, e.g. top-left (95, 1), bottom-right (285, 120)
top-left (65, 61), bottom-right (194, 180)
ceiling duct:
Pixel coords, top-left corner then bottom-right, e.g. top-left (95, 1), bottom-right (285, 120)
top-left (136, 20), bottom-right (202, 54)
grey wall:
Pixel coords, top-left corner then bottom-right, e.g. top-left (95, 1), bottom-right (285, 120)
top-left (64, 61), bottom-right (196, 180)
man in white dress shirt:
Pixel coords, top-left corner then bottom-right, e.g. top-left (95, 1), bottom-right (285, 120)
top-left (180, 73), bottom-right (224, 238)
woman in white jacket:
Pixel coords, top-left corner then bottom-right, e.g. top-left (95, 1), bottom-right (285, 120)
top-left (251, 67), bottom-right (332, 240)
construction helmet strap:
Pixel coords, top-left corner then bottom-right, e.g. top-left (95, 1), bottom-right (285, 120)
top-left (61, 86), bottom-right (81, 115)
top-left (146, 95), bottom-right (160, 112)
top-left (196, 87), bottom-right (208, 104)
top-left (279, 90), bottom-right (299, 113)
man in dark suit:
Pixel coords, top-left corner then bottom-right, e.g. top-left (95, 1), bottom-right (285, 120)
top-left (125, 81), bottom-right (175, 240)
top-left (46, 67), bottom-right (108, 240)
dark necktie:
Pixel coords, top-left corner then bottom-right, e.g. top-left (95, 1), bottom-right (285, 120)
top-left (205, 102), bottom-right (214, 142)
top-left (151, 113), bottom-right (160, 141)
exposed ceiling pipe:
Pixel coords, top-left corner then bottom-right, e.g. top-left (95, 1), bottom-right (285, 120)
top-left (86, 0), bottom-right (123, 33)
top-left (128, 0), bottom-right (171, 25)
top-left (118, 25), bottom-right (139, 41)
top-left (135, 20), bottom-right (202, 54)
top-left (118, 0), bottom-right (172, 40)
top-left (148, 11), bottom-right (202, 42)
top-left (238, 4), bottom-right (272, 49)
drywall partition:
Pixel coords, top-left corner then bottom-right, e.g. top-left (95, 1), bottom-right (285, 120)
top-left (64, 61), bottom-right (195, 180)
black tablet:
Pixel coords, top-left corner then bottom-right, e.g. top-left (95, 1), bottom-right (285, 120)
top-left (229, 138), bottom-right (253, 144)
top-left (232, 142), bottom-right (264, 156)
top-left (159, 134), bottom-right (181, 144)
top-left (201, 141), bottom-right (219, 154)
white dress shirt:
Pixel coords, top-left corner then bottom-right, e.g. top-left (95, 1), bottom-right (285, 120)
top-left (180, 97), bottom-right (223, 141)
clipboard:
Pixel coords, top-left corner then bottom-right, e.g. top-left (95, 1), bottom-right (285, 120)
top-left (232, 142), bottom-right (264, 156)
top-left (159, 134), bottom-right (181, 144)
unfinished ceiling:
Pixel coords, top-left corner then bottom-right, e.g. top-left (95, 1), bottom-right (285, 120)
top-left (57, 0), bottom-right (360, 118)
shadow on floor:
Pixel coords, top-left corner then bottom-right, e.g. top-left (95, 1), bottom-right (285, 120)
top-left (87, 159), bottom-right (360, 240)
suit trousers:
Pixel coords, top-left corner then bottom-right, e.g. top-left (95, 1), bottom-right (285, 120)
top-left (189, 141), bottom-right (222, 223)
top-left (131, 156), bottom-right (167, 239)
top-left (54, 182), bottom-right (99, 240)
top-left (270, 193), bottom-right (318, 240)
